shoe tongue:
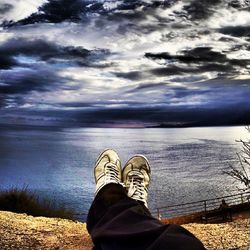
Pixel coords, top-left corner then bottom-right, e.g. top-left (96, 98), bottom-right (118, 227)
top-left (127, 184), bottom-right (136, 197)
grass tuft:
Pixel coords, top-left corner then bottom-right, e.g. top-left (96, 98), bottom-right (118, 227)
top-left (0, 187), bottom-right (75, 220)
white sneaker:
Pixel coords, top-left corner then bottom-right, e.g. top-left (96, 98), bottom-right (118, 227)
top-left (123, 155), bottom-right (151, 207)
top-left (94, 149), bottom-right (123, 195)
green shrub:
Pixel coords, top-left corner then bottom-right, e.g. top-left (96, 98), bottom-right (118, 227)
top-left (0, 187), bottom-right (75, 220)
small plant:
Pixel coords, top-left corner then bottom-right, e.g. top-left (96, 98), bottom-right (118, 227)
top-left (0, 187), bottom-right (75, 220)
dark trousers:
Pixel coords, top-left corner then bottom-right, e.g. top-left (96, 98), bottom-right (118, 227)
top-left (87, 184), bottom-right (206, 250)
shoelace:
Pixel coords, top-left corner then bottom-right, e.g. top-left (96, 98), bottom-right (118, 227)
top-left (127, 170), bottom-right (147, 202)
top-left (104, 163), bottom-right (121, 183)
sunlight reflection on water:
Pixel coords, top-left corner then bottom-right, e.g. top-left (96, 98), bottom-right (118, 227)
top-left (0, 126), bottom-right (248, 221)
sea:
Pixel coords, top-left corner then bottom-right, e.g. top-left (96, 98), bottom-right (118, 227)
top-left (0, 126), bottom-right (248, 221)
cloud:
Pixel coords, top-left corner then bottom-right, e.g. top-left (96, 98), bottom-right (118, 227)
top-left (183, 0), bottom-right (222, 20)
top-left (0, 36), bottom-right (116, 112)
top-left (3, 0), bottom-right (108, 26)
top-left (4, 0), bottom-right (88, 25)
top-left (228, 0), bottom-right (250, 9)
top-left (0, 55), bottom-right (17, 69)
top-left (145, 47), bottom-right (227, 63)
top-left (0, 37), bottom-right (110, 108)
top-left (0, 3), bottom-right (13, 14)
top-left (218, 25), bottom-right (250, 38)
top-left (145, 47), bottom-right (250, 77)
top-left (113, 71), bottom-right (143, 80)
top-left (69, 101), bottom-right (250, 127)
top-left (128, 82), bottom-right (169, 91)
top-left (1, 0), bottom-right (250, 127)
top-left (0, 0), bottom-right (45, 25)
top-left (2, 0), bottom-right (177, 27)
top-left (0, 37), bottom-right (111, 69)
top-left (1, 78), bottom-right (250, 127)
top-left (0, 67), bottom-right (67, 95)
top-left (149, 66), bottom-right (195, 76)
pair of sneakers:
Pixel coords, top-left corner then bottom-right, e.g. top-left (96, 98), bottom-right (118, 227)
top-left (94, 149), bottom-right (151, 208)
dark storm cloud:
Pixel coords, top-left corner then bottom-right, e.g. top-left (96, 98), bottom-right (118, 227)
top-left (74, 106), bottom-right (187, 124)
top-left (168, 86), bottom-right (210, 99)
top-left (58, 100), bottom-right (143, 108)
top-left (113, 71), bottom-right (143, 80)
top-left (114, 47), bottom-right (249, 81)
top-left (0, 37), bottom-right (110, 69)
top-left (228, 0), bottom-right (250, 9)
top-left (218, 26), bottom-right (250, 38)
top-left (0, 36), bottom-right (113, 110)
top-left (0, 94), bottom-right (7, 108)
top-left (2, 78), bottom-right (250, 127)
top-left (0, 55), bottom-right (18, 69)
top-left (2, 0), bottom-right (103, 26)
top-left (1, 0), bottom-right (248, 33)
top-left (0, 37), bottom-right (88, 58)
top-left (58, 102), bottom-right (97, 108)
top-left (149, 64), bottom-right (236, 77)
top-left (2, 0), bottom-right (177, 27)
top-left (149, 66), bottom-right (195, 76)
top-left (3, 77), bottom-right (250, 126)
top-left (145, 47), bottom-right (250, 77)
top-left (0, 3), bottom-right (13, 14)
top-left (0, 67), bottom-right (67, 95)
top-left (183, 0), bottom-right (222, 20)
top-left (5, 0), bottom-right (94, 25)
top-left (109, 43), bottom-right (240, 80)
top-left (72, 103), bottom-right (250, 127)
top-left (74, 79), bottom-right (250, 126)
top-left (113, 64), bottom-right (229, 80)
top-left (1, 1), bottom-right (250, 128)
top-left (145, 47), bottom-right (227, 63)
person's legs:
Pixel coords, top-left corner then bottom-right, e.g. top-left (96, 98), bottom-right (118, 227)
top-left (87, 183), bottom-right (151, 232)
top-left (87, 150), bottom-right (155, 247)
top-left (87, 149), bottom-right (206, 250)
top-left (87, 183), bottom-right (169, 249)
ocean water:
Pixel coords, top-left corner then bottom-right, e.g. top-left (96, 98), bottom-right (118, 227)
top-left (0, 126), bottom-right (248, 221)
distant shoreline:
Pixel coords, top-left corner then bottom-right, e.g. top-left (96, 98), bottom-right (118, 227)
top-left (0, 123), bottom-right (249, 131)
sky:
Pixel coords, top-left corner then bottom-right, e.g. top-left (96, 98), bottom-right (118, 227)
top-left (0, 0), bottom-right (250, 127)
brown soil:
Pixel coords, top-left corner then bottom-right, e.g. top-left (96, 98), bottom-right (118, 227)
top-left (0, 211), bottom-right (93, 250)
top-left (0, 210), bottom-right (249, 250)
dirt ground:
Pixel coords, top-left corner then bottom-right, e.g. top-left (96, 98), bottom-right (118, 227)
top-left (0, 210), bottom-right (249, 250)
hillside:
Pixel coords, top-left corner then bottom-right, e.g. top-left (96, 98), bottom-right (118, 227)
top-left (0, 211), bottom-right (249, 250)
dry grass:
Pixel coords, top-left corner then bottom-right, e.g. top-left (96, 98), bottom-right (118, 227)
top-left (0, 187), bottom-right (75, 220)
top-left (161, 211), bottom-right (204, 225)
